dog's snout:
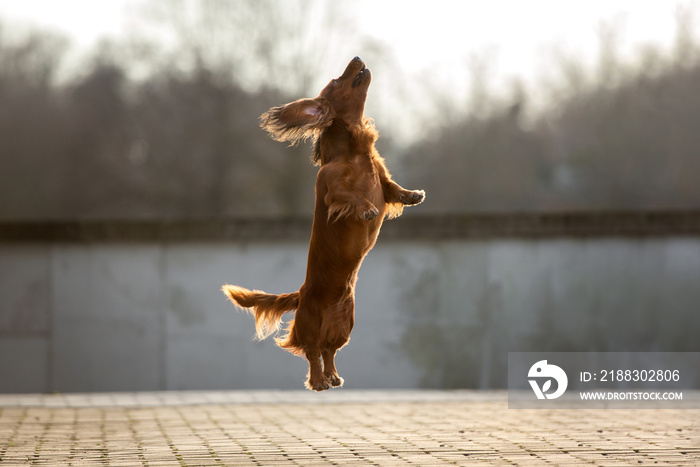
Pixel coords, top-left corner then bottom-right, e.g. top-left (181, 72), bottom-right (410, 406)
top-left (352, 56), bottom-right (366, 69)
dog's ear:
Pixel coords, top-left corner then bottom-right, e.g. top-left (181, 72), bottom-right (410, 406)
top-left (260, 98), bottom-right (334, 144)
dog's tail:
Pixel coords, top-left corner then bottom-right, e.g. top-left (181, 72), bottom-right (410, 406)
top-left (222, 285), bottom-right (299, 340)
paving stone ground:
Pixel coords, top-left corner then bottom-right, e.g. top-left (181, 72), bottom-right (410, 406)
top-left (0, 390), bottom-right (698, 466)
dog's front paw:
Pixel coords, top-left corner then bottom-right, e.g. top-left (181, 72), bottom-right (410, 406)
top-left (362, 206), bottom-right (379, 220)
top-left (400, 190), bottom-right (425, 205)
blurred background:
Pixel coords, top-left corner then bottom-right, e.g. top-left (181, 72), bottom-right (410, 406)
top-left (1, 0), bottom-right (700, 393)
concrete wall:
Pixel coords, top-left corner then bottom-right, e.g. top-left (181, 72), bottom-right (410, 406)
top-left (2, 234), bottom-right (700, 393)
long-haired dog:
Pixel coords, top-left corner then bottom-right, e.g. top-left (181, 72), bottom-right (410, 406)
top-left (222, 57), bottom-right (425, 391)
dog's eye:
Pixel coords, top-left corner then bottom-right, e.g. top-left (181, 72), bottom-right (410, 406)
top-left (332, 79), bottom-right (338, 86)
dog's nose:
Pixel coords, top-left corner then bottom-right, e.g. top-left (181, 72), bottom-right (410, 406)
top-left (353, 56), bottom-right (362, 62)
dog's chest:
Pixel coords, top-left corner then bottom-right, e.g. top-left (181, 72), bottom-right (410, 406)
top-left (362, 157), bottom-right (384, 207)
top-left (352, 153), bottom-right (379, 183)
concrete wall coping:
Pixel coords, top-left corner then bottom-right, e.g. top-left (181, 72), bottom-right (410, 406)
top-left (2, 210), bottom-right (700, 242)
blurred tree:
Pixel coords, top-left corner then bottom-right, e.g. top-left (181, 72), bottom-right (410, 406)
top-left (2, 8), bottom-right (700, 220)
top-left (543, 56), bottom-right (700, 210)
top-left (0, 2), bottom-right (392, 220)
top-left (63, 56), bottom-right (130, 217)
top-left (130, 64), bottom-right (316, 218)
top-left (403, 98), bottom-right (546, 213)
top-left (402, 11), bottom-right (700, 213)
top-left (137, 0), bottom-right (361, 96)
top-left (0, 25), bottom-right (69, 219)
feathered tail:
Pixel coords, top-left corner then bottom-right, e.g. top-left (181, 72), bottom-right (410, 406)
top-left (222, 285), bottom-right (299, 340)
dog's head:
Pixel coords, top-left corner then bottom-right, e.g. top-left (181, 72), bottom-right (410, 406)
top-left (318, 56), bottom-right (371, 123)
top-left (259, 57), bottom-right (371, 148)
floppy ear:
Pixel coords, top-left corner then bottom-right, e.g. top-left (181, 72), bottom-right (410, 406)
top-left (260, 98), bottom-right (334, 144)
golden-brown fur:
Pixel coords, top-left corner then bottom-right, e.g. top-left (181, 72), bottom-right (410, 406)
top-left (222, 57), bottom-right (425, 391)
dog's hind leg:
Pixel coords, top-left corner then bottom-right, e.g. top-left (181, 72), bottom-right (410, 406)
top-left (304, 350), bottom-right (330, 392)
top-left (320, 299), bottom-right (353, 388)
top-left (322, 349), bottom-right (344, 387)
